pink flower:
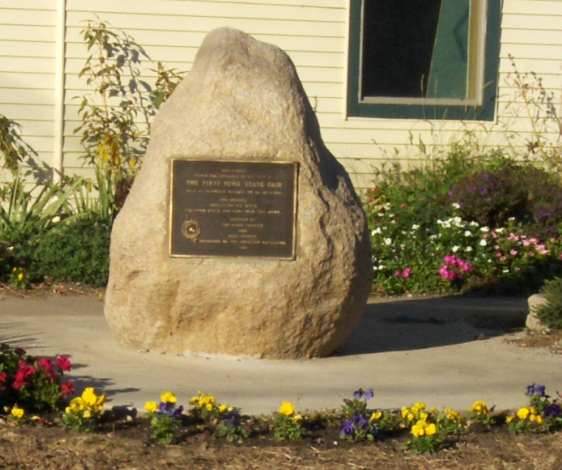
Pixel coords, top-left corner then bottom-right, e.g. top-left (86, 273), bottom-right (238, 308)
top-left (56, 355), bottom-right (72, 372)
top-left (439, 266), bottom-right (456, 281)
top-left (508, 233), bottom-right (519, 241)
top-left (510, 249), bottom-right (518, 256)
top-left (523, 240), bottom-right (531, 247)
top-left (536, 244), bottom-right (549, 256)
top-left (401, 267), bottom-right (412, 279)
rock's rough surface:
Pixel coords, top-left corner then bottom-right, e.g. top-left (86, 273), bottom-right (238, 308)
top-left (526, 294), bottom-right (549, 333)
top-left (104, 28), bottom-right (371, 358)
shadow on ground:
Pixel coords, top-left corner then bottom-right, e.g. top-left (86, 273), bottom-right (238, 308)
top-left (69, 367), bottom-right (140, 400)
top-left (338, 295), bottom-right (528, 356)
top-left (0, 321), bottom-right (41, 350)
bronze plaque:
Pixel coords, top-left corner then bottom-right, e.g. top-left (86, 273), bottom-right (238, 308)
top-left (169, 160), bottom-right (298, 258)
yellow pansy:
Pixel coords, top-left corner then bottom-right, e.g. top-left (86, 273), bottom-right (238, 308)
top-left (471, 400), bottom-right (489, 414)
top-left (411, 421), bottom-right (425, 437)
top-left (83, 409), bottom-right (92, 419)
top-left (278, 401), bottom-right (296, 417)
top-left (17, 272), bottom-right (24, 281)
top-left (370, 410), bottom-right (383, 422)
top-left (218, 403), bottom-right (232, 414)
top-left (144, 401), bottom-right (158, 413)
top-left (425, 423), bottom-right (437, 436)
top-left (506, 415), bottom-right (514, 424)
top-left (10, 406), bottom-right (24, 420)
top-left (160, 391), bottom-right (177, 404)
top-left (516, 407), bottom-right (530, 420)
top-left (81, 388), bottom-right (98, 406)
top-left (444, 408), bottom-right (461, 421)
top-left (412, 402), bottom-right (426, 412)
top-left (292, 414), bottom-right (303, 423)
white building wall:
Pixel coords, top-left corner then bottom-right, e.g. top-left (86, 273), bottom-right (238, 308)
top-left (0, 0), bottom-right (58, 180)
top-left (1, 0), bottom-right (561, 190)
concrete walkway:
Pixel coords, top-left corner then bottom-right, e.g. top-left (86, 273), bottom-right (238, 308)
top-left (1, 293), bottom-right (560, 414)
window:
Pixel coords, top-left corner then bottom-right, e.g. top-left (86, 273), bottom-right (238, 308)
top-left (347, 0), bottom-right (501, 120)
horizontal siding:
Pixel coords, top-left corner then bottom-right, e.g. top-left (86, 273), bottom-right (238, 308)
top-left (1, 0), bottom-right (560, 192)
top-left (0, 1), bottom-right (56, 180)
top-left (61, 0), bottom-right (562, 191)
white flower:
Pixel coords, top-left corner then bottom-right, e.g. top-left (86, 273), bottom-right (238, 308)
top-left (52, 216), bottom-right (61, 223)
top-left (452, 246), bottom-right (460, 253)
top-left (378, 264), bottom-right (385, 270)
top-left (469, 221), bottom-right (479, 227)
top-left (480, 226), bottom-right (490, 233)
top-left (371, 228), bottom-right (382, 235)
top-left (377, 212), bottom-right (385, 217)
top-left (451, 202), bottom-right (461, 209)
top-left (464, 230), bottom-right (472, 237)
top-left (502, 268), bottom-right (510, 274)
top-left (384, 238), bottom-right (392, 246)
top-left (453, 216), bottom-right (463, 227)
top-left (495, 228), bottom-right (505, 234)
top-left (383, 203), bottom-right (391, 210)
top-left (412, 224), bottom-right (420, 230)
top-left (429, 234), bottom-right (438, 240)
top-left (508, 217), bottom-right (515, 222)
top-left (465, 246), bottom-right (473, 252)
top-left (480, 239), bottom-right (487, 247)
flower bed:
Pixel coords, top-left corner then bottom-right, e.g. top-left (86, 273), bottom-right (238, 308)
top-left (366, 152), bottom-right (562, 296)
top-left (2, 345), bottom-right (561, 457)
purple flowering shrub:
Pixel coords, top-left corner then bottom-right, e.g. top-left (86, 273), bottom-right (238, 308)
top-left (448, 164), bottom-right (562, 239)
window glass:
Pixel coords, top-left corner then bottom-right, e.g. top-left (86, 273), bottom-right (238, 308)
top-left (347, 0), bottom-right (501, 120)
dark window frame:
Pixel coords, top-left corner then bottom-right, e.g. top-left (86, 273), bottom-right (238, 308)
top-left (346, 0), bottom-right (502, 120)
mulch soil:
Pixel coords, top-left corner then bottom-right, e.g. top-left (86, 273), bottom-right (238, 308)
top-left (0, 420), bottom-right (561, 470)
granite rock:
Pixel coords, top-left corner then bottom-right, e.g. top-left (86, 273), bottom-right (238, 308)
top-left (104, 28), bottom-right (371, 358)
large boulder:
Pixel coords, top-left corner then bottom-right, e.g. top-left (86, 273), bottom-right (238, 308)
top-left (104, 28), bottom-right (371, 359)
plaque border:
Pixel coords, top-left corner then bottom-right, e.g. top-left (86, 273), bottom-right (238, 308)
top-left (168, 159), bottom-right (299, 260)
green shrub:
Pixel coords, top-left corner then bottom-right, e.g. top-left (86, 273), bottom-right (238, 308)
top-left (33, 214), bottom-right (111, 287)
top-left (536, 277), bottom-right (562, 330)
top-left (366, 143), bottom-right (562, 296)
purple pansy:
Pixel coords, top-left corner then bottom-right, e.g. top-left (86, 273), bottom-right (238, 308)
top-left (526, 383), bottom-right (546, 397)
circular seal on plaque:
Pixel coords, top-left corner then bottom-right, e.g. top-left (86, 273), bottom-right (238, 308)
top-left (181, 219), bottom-right (200, 242)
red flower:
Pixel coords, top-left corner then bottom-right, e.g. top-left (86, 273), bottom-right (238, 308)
top-left (56, 355), bottom-right (72, 372)
top-left (0, 371), bottom-right (7, 385)
top-left (38, 358), bottom-right (56, 381)
top-left (12, 360), bottom-right (36, 390)
top-left (60, 381), bottom-right (75, 397)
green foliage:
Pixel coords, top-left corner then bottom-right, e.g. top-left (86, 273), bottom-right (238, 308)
top-left (272, 413), bottom-right (305, 441)
top-left (0, 177), bottom-right (81, 282)
top-left (148, 413), bottom-right (181, 444)
top-left (536, 277), bottom-right (562, 330)
top-left (33, 214), bottom-right (111, 287)
top-left (213, 411), bottom-right (249, 444)
top-left (0, 114), bottom-right (37, 174)
top-left (75, 20), bottom-right (184, 216)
